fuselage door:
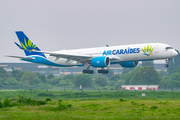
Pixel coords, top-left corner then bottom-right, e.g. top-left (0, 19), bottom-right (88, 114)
top-left (155, 46), bottom-right (159, 53)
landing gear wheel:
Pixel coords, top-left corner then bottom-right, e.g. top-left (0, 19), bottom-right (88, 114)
top-left (82, 69), bottom-right (94, 74)
top-left (164, 64), bottom-right (169, 68)
top-left (98, 69), bottom-right (108, 74)
top-left (98, 70), bottom-right (101, 74)
top-left (90, 70), bottom-right (94, 74)
top-left (105, 70), bottom-right (108, 74)
top-left (83, 69), bottom-right (86, 73)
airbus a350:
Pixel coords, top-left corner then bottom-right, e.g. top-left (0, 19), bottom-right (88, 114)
top-left (7, 31), bottom-right (178, 74)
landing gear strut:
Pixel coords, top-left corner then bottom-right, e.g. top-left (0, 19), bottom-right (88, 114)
top-left (82, 65), bottom-right (94, 74)
top-left (164, 58), bottom-right (170, 68)
top-left (98, 68), bottom-right (108, 74)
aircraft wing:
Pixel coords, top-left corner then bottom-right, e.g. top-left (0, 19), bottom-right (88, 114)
top-left (14, 45), bottom-right (120, 63)
top-left (29, 50), bottom-right (120, 60)
top-left (30, 50), bottom-right (91, 59)
top-left (48, 52), bottom-right (92, 64)
top-left (14, 42), bottom-right (91, 61)
top-left (15, 48), bottom-right (93, 64)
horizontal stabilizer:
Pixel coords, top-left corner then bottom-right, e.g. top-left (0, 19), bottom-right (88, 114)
top-left (6, 55), bottom-right (35, 60)
top-left (14, 42), bottom-right (23, 49)
top-left (14, 43), bottom-right (34, 52)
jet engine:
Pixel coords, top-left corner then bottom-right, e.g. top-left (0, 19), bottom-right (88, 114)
top-left (91, 56), bottom-right (110, 67)
top-left (120, 61), bottom-right (139, 68)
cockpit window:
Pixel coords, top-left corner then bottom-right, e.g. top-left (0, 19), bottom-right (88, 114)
top-left (165, 47), bottom-right (173, 50)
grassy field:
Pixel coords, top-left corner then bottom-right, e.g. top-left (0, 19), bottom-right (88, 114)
top-left (0, 98), bottom-right (180, 120)
top-left (0, 89), bottom-right (179, 100)
top-left (0, 89), bottom-right (180, 119)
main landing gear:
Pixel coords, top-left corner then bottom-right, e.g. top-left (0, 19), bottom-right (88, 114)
top-left (82, 66), bottom-right (109, 74)
top-left (82, 69), bottom-right (94, 74)
top-left (164, 58), bottom-right (170, 68)
top-left (98, 68), bottom-right (108, 74)
top-left (82, 65), bottom-right (94, 74)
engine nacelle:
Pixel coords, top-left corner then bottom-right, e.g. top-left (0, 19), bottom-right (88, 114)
top-left (91, 56), bottom-right (110, 67)
top-left (120, 61), bottom-right (139, 68)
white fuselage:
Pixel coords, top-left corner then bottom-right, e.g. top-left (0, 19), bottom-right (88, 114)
top-left (45, 43), bottom-right (178, 66)
top-left (13, 31), bottom-right (178, 69)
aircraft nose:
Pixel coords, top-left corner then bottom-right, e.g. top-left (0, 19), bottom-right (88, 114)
top-left (172, 50), bottom-right (178, 57)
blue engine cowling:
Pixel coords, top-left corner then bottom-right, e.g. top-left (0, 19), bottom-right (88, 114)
top-left (120, 61), bottom-right (139, 68)
top-left (91, 56), bottom-right (110, 67)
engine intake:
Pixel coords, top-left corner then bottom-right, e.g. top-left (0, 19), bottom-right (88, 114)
top-left (120, 61), bottom-right (139, 68)
top-left (91, 56), bottom-right (110, 67)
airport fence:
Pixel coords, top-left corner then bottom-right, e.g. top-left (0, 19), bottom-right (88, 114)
top-left (0, 88), bottom-right (180, 101)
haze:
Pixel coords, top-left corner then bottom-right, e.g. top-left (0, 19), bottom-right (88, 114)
top-left (0, 0), bottom-right (179, 63)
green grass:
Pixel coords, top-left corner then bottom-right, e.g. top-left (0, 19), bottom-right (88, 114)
top-left (0, 89), bottom-right (180, 119)
top-left (1, 99), bottom-right (180, 120)
top-left (0, 89), bottom-right (179, 100)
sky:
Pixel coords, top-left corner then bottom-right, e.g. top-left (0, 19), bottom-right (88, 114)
top-left (0, 0), bottom-right (180, 63)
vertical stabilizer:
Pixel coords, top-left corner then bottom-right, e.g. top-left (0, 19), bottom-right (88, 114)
top-left (15, 31), bottom-right (46, 58)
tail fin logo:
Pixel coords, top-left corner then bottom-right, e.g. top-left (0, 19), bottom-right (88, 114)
top-left (15, 31), bottom-right (46, 58)
top-left (141, 45), bottom-right (155, 56)
top-left (20, 38), bottom-right (37, 51)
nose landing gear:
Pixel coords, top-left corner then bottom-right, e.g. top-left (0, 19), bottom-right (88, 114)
top-left (164, 58), bottom-right (170, 68)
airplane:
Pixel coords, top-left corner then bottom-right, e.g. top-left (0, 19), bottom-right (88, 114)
top-left (7, 31), bottom-right (178, 74)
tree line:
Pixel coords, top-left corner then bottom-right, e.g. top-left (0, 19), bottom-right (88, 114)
top-left (0, 50), bottom-right (180, 89)
top-left (0, 65), bottom-right (179, 89)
